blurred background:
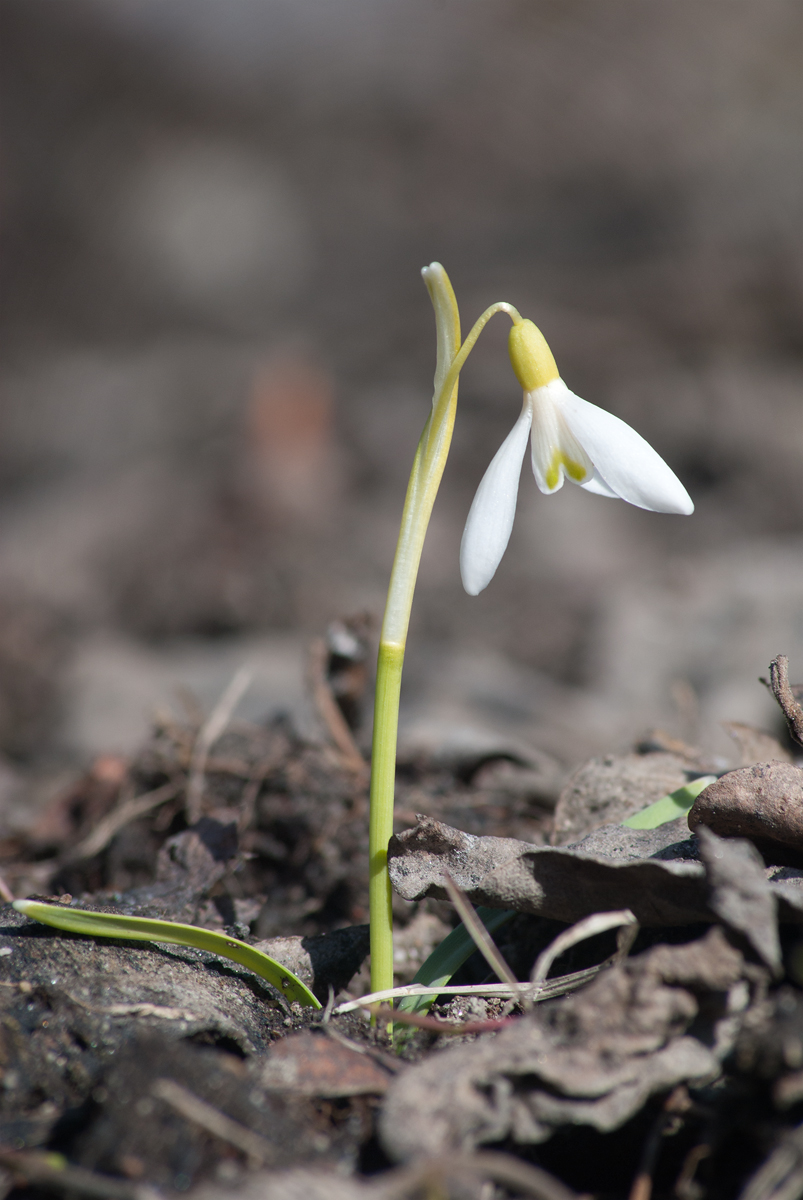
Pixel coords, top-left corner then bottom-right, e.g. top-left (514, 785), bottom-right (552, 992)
top-left (0, 0), bottom-right (801, 803)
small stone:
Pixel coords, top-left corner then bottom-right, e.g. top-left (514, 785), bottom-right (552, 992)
top-left (688, 762), bottom-right (803, 862)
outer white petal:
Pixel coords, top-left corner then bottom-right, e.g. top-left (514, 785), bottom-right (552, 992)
top-left (460, 402), bottom-right (532, 595)
top-left (556, 384), bottom-right (694, 515)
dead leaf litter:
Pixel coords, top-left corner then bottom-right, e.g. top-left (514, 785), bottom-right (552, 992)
top-left (2, 692), bottom-right (803, 1197)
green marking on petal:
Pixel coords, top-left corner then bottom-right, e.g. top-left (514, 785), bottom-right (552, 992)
top-left (545, 451), bottom-right (587, 491)
top-left (563, 456), bottom-right (587, 483)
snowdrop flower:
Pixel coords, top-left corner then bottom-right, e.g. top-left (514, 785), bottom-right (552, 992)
top-left (460, 319), bottom-right (693, 595)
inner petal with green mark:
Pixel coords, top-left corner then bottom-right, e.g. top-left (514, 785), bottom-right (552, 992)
top-left (545, 450), bottom-right (589, 491)
top-left (529, 382), bottom-right (593, 495)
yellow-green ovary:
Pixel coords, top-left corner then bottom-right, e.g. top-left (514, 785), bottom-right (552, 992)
top-left (508, 321), bottom-right (560, 392)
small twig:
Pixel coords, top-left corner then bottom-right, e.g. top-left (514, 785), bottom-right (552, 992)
top-left (65, 994), bottom-right (202, 1022)
top-left (765, 655), bottom-right (803, 747)
top-left (381, 1151), bottom-right (582, 1200)
top-left (307, 637), bottom-right (366, 773)
top-left (61, 782), bottom-right (179, 865)
top-left (236, 775), bottom-right (261, 834)
top-left (335, 984), bottom-right (521, 1013)
top-left (628, 1086), bottom-right (691, 1200)
top-left (362, 1002), bottom-right (518, 1036)
top-left (334, 961), bottom-right (609, 1015)
top-left (0, 1148), bottom-right (161, 1200)
top-left (675, 1144), bottom-right (711, 1200)
top-left (151, 1078), bottom-right (274, 1167)
top-left (321, 983), bottom-right (336, 1024)
top-left (186, 667), bottom-right (253, 824)
top-left (323, 1023), bottom-right (403, 1072)
top-left (531, 909), bottom-right (639, 986)
top-left (442, 872), bottom-right (520, 990)
top-left (236, 744), bottom-right (287, 833)
top-left (628, 1116), bottom-right (667, 1200)
top-left (0, 871), bottom-right (14, 903)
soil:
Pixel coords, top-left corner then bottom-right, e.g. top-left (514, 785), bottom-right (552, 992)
top-left (2, 696), bottom-right (803, 1200)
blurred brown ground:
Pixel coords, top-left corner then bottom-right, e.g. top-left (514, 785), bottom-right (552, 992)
top-left (0, 0), bottom-right (801, 795)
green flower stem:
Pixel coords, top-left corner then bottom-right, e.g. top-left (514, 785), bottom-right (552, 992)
top-left (368, 267), bottom-right (521, 998)
top-left (368, 641), bottom-right (404, 995)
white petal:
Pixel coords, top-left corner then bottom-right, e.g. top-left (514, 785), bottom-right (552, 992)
top-left (529, 384), bottom-right (593, 494)
top-left (460, 403), bottom-right (532, 595)
top-left (580, 471), bottom-right (619, 499)
top-left (556, 383), bottom-right (694, 515)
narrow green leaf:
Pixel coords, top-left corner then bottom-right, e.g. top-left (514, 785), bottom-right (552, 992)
top-left (397, 906), bottom-right (515, 1015)
top-left (621, 776), bottom-right (716, 830)
top-left (13, 900), bottom-right (321, 1010)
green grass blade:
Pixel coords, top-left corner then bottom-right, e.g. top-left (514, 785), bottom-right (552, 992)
top-left (397, 906), bottom-right (515, 1015)
top-left (13, 900), bottom-right (321, 1010)
top-left (621, 776), bottom-right (716, 830)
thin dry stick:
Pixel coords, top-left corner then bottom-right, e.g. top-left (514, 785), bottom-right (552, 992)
top-left (336, 984), bottom-right (525, 1013)
top-left (307, 636), bottom-right (367, 773)
top-left (152, 1077), bottom-right (275, 1167)
top-left (62, 782), bottom-right (179, 865)
top-left (442, 872), bottom-right (520, 990)
top-left (628, 1087), bottom-right (691, 1200)
top-left (383, 1151), bottom-right (582, 1200)
top-left (65, 993), bottom-right (202, 1022)
top-left (333, 962), bottom-right (611, 1015)
top-left (0, 1148), bottom-right (161, 1200)
top-left (186, 666), bottom-right (253, 824)
top-left (766, 655), bottom-right (803, 747)
top-left (628, 1116), bottom-right (667, 1200)
top-left (362, 1002), bottom-right (517, 1036)
top-left (323, 1023), bottom-right (403, 1073)
top-left (236, 741), bottom-right (289, 833)
top-left (531, 909), bottom-right (639, 986)
top-left (0, 871), bottom-right (14, 902)
top-left (675, 1144), bottom-right (711, 1200)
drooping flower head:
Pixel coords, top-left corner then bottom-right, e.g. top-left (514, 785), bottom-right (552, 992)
top-left (459, 318), bottom-right (693, 595)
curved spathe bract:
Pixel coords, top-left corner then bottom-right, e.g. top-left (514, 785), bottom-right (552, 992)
top-left (460, 377), bottom-right (693, 595)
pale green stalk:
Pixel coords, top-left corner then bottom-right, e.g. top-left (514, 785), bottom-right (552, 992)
top-left (369, 265), bottom-right (521, 997)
